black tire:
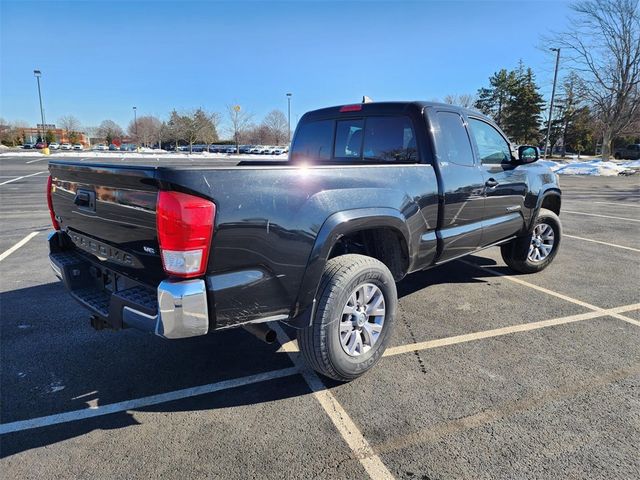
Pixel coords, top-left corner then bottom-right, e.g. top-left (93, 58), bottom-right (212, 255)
top-left (297, 254), bottom-right (397, 382)
top-left (501, 208), bottom-right (562, 274)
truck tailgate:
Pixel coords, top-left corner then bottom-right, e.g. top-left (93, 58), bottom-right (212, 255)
top-left (48, 161), bottom-right (165, 286)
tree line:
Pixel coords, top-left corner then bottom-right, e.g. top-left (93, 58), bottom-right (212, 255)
top-left (89, 106), bottom-right (289, 153)
top-left (0, 106), bottom-right (290, 153)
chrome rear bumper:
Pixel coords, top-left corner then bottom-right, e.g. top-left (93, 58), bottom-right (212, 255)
top-left (49, 231), bottom-right (210, 339)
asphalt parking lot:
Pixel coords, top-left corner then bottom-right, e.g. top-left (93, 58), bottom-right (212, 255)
top-left (1, 154), bottom-right (639, 479)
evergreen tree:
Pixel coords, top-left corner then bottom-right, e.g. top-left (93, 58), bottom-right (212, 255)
top-left (476, 63), bottom-right (544, 144)
top-left (474, 69), bottom-right (516, 127)
top-left (503, 64), bottom-right (544, 144)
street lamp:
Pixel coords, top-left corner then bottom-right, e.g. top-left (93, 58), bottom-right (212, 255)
top-left (33, 70), bottom-right (46, 144)
top-left (133, 106), bottom-right (138, 146)
top-left (286, 93), bottom-right (292, 144)
top-left (544, 48), bottom-right (561, 159)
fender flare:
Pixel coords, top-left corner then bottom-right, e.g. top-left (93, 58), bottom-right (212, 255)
top-left (284, 207), bottom-right (411, 328)
top-left (529, 187), bottom-right (562, 231)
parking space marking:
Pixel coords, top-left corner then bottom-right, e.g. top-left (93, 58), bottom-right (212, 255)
top-left (564, 234), bottom-right (640, 253)
top-left (0, 232), bottom-right (39, 262)
top-left (593, 201), bottom-right (640, 208)
top-left (383, 303), bottom-right (640, 357)
top-left (0, 367), bottom-right (300, 435)
top-left (562, 210), bottom-right (640, 223)
top-left (273, 324), bottom-right (395, 480)
top-left (461, 260), bottom-right (640, 327)
top-left (26, 157), bottom-right (49, 164)
top-left (3, 302), bottom-right (639, 438)
top-left (0, 171), bottom-right (47, 186)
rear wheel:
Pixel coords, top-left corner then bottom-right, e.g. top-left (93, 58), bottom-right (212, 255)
top-left (297, 254), bottom-right (397, 381)
top-left (501, 208), bottom-right (562, 274)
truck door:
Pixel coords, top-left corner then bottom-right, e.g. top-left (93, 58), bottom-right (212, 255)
top-left (431, 110), bottom-right (485, 263)
top-left (466, 117), bottom-right (528, 246)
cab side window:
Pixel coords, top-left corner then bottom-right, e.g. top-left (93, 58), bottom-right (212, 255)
top-left (433, 112), bottom-right (475, 166)
top-left (468, 118), bottom-right (512, 165)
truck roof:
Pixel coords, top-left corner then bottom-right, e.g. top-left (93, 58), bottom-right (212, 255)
top-left (301, 101), bottom-right (490, 122)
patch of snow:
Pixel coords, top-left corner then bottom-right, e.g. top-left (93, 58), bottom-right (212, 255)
top-left (554, 160), bottom-right (633, 176)
top-left (0, 151), bottom-right (42, 157)
top-left (535, 160), bottom-right (562, 171)
top-left (621, 159), bottom-right (640, 168)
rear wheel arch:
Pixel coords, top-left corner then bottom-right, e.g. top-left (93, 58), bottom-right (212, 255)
top-left (287, 208), bottom-right (412, 328)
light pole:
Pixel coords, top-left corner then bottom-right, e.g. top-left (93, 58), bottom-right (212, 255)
top-left (33, 70), bottom-right (46, 144)
top-left (286, 93), bottom-right (292, 144)
top-left (544, 48), bottom-right (560, 159)
top-left (133, 106), bottom-right (138, 147)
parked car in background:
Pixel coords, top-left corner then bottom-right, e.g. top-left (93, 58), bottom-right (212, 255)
top-left (23, 143), bottom-right (35, 149)
top-left (614, 144), bottom-right (640, 160)
top-left (262, 146), bottom-right (277, 154)
top-left (225, 146), bottom-right (237, 153)
top-left (249, 146), bottom-right (263, 154)
top-left (60, 143), bottom-right (72, 150)
top-left (72, 144), bottom-right (83, 150)
top-left (109, 144), bottom-right (118, 151)
top-left (35, 142), bottom-right (47, 149)
top-left (49, 142), bottom-right (60, 150)
top-left (93, 144), bottom-right (108, 151)
top-left (272, 146), bottom-right (287, 155)
top-left (240, 145), bottom-right (253, 154)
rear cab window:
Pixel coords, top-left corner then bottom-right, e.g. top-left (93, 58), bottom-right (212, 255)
top-left (291, 114), bottom-right (418, 164)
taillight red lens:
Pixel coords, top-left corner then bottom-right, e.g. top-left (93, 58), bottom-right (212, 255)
top-left (339, 104), bottom-right (362, 112)
top-left (156, 191), bottom-right (215, 278)
top-left (47, 175), bottom-right (60, 230)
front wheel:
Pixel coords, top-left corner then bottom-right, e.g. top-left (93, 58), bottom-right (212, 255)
top-left (297, 254), bottom-right (397, 382)
top-left (501, 208), bottom-right (562, 274)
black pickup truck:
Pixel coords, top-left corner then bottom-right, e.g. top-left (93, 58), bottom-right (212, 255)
top-left (47, 101), bottom-right (562, 381)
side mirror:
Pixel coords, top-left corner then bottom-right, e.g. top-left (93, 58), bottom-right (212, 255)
top-left (518, 145), bottom-right (539, 164)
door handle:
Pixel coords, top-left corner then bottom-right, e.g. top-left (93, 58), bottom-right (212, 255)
top-left (485, 179), bottom-right (499, 188)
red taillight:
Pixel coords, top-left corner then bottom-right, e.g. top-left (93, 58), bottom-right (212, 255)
top-left (339, 104), bottom-right (362, 112)
top-left (156, 190), bottom-right (215, 278)
top-left (47, 175), bottom-right (60, 230)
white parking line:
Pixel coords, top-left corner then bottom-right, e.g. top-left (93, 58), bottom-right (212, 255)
top-left (461, 260), bottom-right (640, 327)
top-left (0, 367), bottom-right (300, 435)
top-left (564, 234), bottom-right (640, 253)
top-left (0, 232), bottom-right (39, 262)
top-left (593, 201), bottom-right (640, 208)
top-left (0, 171), bottom-right (47, 186)
top-left (26, 157), bottom-right (49, 164)
top-left (273, 324), bottom-right (395, 480)
top-left (384, 303), bottom-right (640, 357)
top-left (562, 210), bottom-right (640, 223)
top-left (3, 302), bottom-right (639, 437)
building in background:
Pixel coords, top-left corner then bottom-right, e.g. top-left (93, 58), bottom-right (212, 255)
top-left (20, 124), bottom-right (89, 146)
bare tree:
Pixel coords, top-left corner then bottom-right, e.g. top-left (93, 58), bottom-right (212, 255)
top-left (128, 115), bottom-right (162, 147)
top-left (443, 93), bottom-right (477, 109)
top-left (58, 115), bottom-right (81, 143)
top-left (0, 119), bottom-right (29, 146)
top-left (550, 0), bottom-right (640, 159)
top-left (226, 104), bottom-right (253, 153)
top-left (262, 110), bottom-right (289, 145)
top-left (96, 120), bottom-right (124, 145)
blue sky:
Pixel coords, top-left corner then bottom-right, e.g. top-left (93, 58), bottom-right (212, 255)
top-left (1, 0), bottom-right (572, 133)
